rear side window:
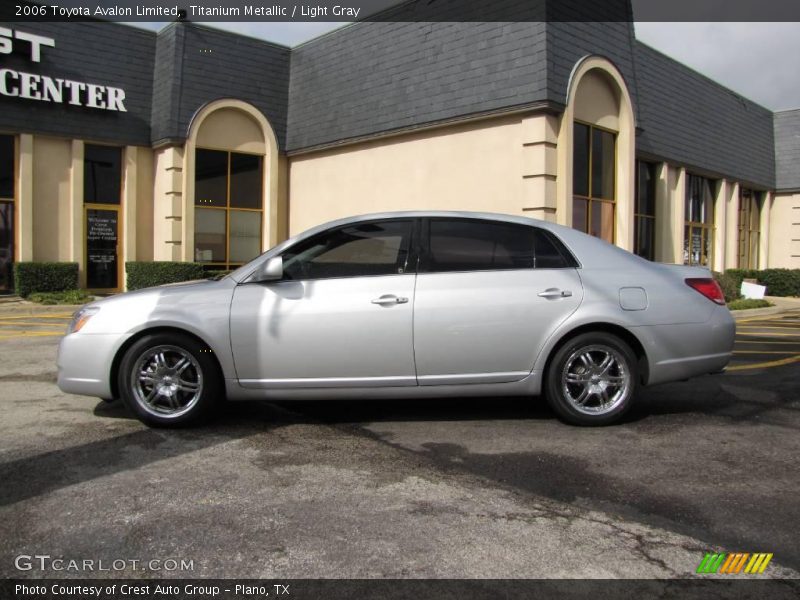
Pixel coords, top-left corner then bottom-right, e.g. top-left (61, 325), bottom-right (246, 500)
top-left (533, 229), bottom-right (574, 268)
top-left (421, 219), bottom-right (575, 273)
top-left (422, 220), bottom-right (532, 272)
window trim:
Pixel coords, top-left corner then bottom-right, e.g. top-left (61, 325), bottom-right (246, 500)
top-left (274, 218), bottom-right (418, 283)
top-left (194, 147), bottom-right (264, 270)
top-left (418, 217), bottom-right (578, 275)
top-left (572, 120), bottom-right (617, 244)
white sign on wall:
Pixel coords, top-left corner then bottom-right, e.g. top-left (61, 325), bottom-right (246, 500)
top-left (0, 27), bottom-right (127, 112)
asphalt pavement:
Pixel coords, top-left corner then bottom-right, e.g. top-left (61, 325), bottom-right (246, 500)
top-left (0, 306), bottom-right (798, 580)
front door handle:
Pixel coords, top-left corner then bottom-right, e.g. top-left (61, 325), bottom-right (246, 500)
top-left (371, 294), bottom-right (409, 305)
top-left (538, 288), bottom-right (572, 299)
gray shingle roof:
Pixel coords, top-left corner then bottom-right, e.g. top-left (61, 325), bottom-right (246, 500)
top-left (774, 109), bottom-right (800, 191)
top-left (287, 21), bottom-right (549, 151)
top-left (634, 42), bottom-right (775, 189)
top-left (151, 23), bottom-right (290, 148)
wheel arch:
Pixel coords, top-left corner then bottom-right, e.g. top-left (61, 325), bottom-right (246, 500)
top-left (109, 326), bottom-right (226, 400)
top-left (542, 322), bottom-right (650, 386)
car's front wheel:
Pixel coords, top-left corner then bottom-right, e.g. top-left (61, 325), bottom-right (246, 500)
top-left (118, 333), bottom-right (220, 427)
top-left (545, 332), bottom-right (637, 426)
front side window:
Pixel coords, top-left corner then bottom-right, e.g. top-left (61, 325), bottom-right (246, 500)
top-left (684, 175), bottom-right (715, 267)
top-left (422, 219), bottom-right (573, 273)
top-left (634, 161), bottom-right (657, 261)
top-left (573, 121), bottom-right (616, 243)
top-left (194, 148), bottom-right (263, 269)
top-left (282, 220), bottom-right (413, 280)
top-left (738, 189), bottom-right (761, 269)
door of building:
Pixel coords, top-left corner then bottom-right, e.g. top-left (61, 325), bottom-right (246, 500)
top-left (85, 206), bottom-right (120, 291)
top-left (0, 200), bottom-right (12, 293)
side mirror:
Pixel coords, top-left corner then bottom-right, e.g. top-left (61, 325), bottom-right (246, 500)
top-left (252, 256), bottom-right (283, 282)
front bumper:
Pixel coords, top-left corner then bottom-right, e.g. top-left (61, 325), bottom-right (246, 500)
top-left (57, 333), bottom-right (131, 398)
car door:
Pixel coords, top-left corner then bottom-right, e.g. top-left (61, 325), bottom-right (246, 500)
top-left (413, 218), bottom-right (583, 385)
top-left (230, 219), bottom-right (418, 389)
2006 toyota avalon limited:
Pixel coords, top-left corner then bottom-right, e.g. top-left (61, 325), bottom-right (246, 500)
top-left (57, 211), bottom-right (735, 427)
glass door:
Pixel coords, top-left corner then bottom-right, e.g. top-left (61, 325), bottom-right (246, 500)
top-left (85, 206), bottom-right (120, 290)
top-left (0, 201), bottom-right (13, 293)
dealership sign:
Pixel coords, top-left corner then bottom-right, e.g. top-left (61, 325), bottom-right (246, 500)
top-left (0, 27), bottom-right (127, 112)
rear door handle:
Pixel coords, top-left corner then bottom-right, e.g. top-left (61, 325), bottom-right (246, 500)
top-left (538, 288), bottom-right (572, 299)
top-left (371, 294), bottom-right (409, 305)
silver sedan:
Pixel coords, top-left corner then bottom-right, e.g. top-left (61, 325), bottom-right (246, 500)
top-left (57, 211), bottom-right (735, 427)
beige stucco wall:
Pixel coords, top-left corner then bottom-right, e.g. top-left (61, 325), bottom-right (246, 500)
top-left (152, 145), bottom-right (184, 262)
top-left (31, 135), bottom-right (72, 262)
top-left (769, 192), bottom-right (800, 268)
top-left (288, 114), bottom-right (545, 235)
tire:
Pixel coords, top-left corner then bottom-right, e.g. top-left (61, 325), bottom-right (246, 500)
top-left (118, 332), bottom-right (221, 427)
top-left (545, 332), bottom-right (637, 426)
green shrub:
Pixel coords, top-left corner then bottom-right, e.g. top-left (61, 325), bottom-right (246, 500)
top-left (756, 269), bottom-right (800, 297)
top-left (14, 262), bottom-right (79, 298)
top-left (713, 271), bottom-right (742, 303)
top-left (126, 262), bottom-right (205, 291)
top-left (727, 298), bottom-right (773, 311)
top-left (28, 289), bottom-right (92, 305)
top-left (720, 268), bottom-right (800, 299)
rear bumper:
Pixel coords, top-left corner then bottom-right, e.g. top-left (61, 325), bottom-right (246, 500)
top-left (636, 306), bottom-right (736, 386)
top-left (57, 333), bottom-right (130, 398)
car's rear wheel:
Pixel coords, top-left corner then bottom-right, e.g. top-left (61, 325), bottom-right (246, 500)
top-left (118, 333), bottom-right (220, 427)
top-left (545, 332), bottom-right (637, 426)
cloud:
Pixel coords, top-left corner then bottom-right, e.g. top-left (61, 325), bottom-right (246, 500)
top-left (635, 22), bottom-right (800, 110)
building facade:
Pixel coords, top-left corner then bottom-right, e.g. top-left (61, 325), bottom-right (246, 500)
top-left (0, 10), bottom-right (798, 292)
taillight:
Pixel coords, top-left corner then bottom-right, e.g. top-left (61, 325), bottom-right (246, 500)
top-left (685, 278), bottom-right (725, 305)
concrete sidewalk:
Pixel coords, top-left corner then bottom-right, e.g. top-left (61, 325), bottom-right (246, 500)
top-left (0, 296), bottom-right (89, 317)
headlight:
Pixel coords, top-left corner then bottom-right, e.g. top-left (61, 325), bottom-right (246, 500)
top-left (67, 306), bottom-right (100, 334)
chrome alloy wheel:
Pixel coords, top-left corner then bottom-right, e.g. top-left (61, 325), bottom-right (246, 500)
top-left (560, 344), bottom-right (631, 415)
top-left (130, 345), bottom-right (203, 418)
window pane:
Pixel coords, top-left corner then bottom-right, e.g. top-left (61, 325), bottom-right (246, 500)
top-left (283, 220), bottom-right (412, 280)
top-left (230, 153), bottom-right (262, 209)
top-left (573, 123), bottom-right (590, 197)
top-left (195, 208), bottom-right (227, 262)
top-left (636, 161), bottom-right (656, 216)
top-left (229, 210), bottom-right (261, 263)
top-left (533, 229), bottom-right (568, 269)
top-left (591, 128), bottom-right (615, 200)
top-left (572, 197), bottom-right (588, 234)
top-left (635, 217), bottom-right (654, 261)
top-left (195, 149), bottom-right (228, 208)
top-left (590, 200), bottom-right (615, 243)
top-left (425, 220), bottom-right (534, 273)
top-left (0, 135), bottom-right (13, 199)
top-left (84, 145), bottom-right (121, 204)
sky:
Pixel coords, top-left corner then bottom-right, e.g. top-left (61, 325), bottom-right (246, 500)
top-left (128, 20), bottom-right (800, 112)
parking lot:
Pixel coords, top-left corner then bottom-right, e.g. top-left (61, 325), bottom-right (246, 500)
top-left (1, 306), bottom-right (799, 579)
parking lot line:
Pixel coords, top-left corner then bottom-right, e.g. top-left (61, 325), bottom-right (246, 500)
top-left (727, 355), bottom-right (800, 371)
top-left (0, 313), bottom-right (73, 320)
top-left (0, 331), bottom-right (64, 339)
